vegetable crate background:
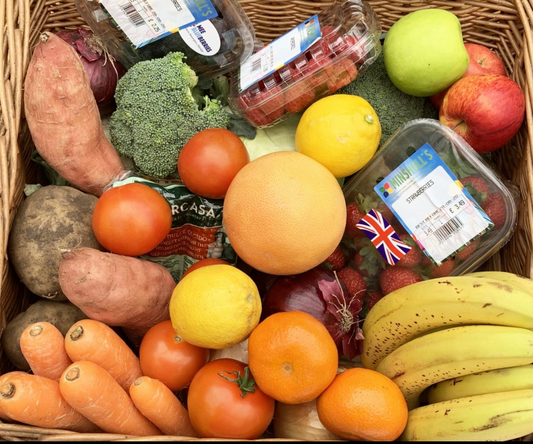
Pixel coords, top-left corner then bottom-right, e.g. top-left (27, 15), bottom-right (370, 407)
top-left (1, 0), bottom-right (533, 441)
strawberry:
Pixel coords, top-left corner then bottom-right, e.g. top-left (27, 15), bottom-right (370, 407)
top-left (461, 175), bottom-right (490, 205)
top-left (454, 239), bottom-right (480, 261)
top-left (323, 246), bottom-right (347, 271)
top-left (345, 201), bottom-right (367, 239)
top-left (365, 289), bottom-right (383, 311)
top-left (421, 256), bottom-right (455, 278)
top-left (337, 267), bottom-right (367, 302)
top-left (396, 234), bottom-right (423, 268)
top-left (380, 266), bottom-right (423, 296)
top-left (481, 192), bottom-right (506, 228)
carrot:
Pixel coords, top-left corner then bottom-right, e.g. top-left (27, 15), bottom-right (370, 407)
top-left (0, 371), bottom-right (99, 432)
top-left (129, 376), bottom-right (198, 437)
top-left (64, 319), bottom-right (142, 391)
top-left (20, 322), bottom-right (72, 381)
top-left (0, 372), bottom-right (26, 422)
top-left (59, 361), bottom-right (162, 436)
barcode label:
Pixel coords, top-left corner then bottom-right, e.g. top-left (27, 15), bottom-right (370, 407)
top-left (251, 58), bottom-right (262, 73)
top-left (120, 2), bottom-right (145, 27)
top-left (434, 217), bottom-right (464, 243)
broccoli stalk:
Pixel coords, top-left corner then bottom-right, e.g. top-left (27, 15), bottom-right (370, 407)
top-left (109, 52), bottom-right (230, 179)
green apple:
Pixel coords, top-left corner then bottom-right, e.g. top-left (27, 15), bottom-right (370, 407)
top-left (383, 9), bottom-right (469, 97)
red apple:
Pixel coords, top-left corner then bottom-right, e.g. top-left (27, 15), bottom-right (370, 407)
top-left (439, 74), bottom-right (525, 153)
top-left (430, 43), bottom-right (507, 110)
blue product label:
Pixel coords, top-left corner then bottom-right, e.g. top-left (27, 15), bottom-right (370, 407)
top-left (374, 144), bottom-right (494, 265)
top-left (99, 0), bottom-right (218, 48)
top-left (239, 15), bottom-right (322, 91)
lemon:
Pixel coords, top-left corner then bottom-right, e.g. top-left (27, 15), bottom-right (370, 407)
top-left (169, 264), bottom-right (261, 349)
top-left (295, 94), bottom-right (381, 178)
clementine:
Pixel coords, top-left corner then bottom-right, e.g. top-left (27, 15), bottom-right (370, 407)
top-left (222, 151), bottom-right (347, 276)
top-left (316, 367), bottom-right (408, 441)
top-left (248, 311), bottom-right (338, 404)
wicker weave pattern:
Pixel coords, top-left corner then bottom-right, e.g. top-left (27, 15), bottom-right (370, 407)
top-left (0, 0), bottom-right (532, 440)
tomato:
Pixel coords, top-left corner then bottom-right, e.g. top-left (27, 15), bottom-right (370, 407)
top-left (139, 320), bottom-right (209, 392)
top-left (177, 128), bottom-right (250, 199)
top-left (187, 358), bottom-right (275, 439)
top-left (182, 258), bottom-right (229, 278)
top-left (92, 183), bottom-right (172, 257)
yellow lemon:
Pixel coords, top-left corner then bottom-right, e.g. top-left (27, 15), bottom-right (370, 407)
top-left (295, 94), bottom-right (381, 178)
top-left (169, 264), bottom-right (261, 349)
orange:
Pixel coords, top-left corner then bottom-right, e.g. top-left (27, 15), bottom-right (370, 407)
top-left (248, 311), bottom-right (338, 404)
top-left (316, 367), bottom-right (408, 441)
top-left (222, 151), bottom-right (347, 276)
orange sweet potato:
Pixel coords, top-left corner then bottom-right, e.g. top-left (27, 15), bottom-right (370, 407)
top-left (24, 32), bottom-right (125, 196)
top-left (58, 248), bottom-right (176, 345)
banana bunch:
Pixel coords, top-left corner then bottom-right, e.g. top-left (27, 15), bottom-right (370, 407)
top-left (361, 271), bottom-right (533, 440)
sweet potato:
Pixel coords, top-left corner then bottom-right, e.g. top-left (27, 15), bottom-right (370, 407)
top-left (8, 185), bottom-right (103, 301)
top-left (58, 247), bottom-right (176, 345)
top-left (24, 32), bottom-right (125, 197)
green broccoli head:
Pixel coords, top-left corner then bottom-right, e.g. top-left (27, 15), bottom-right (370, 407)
top-left (110, 52), bottom-right (230, 179)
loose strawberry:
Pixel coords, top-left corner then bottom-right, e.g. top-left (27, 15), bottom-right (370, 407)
top-left (337, 267), bottom-right (367, 303)
top-left (461, 175), bottom-right (490, 205)
top-left (454, 239), bottom-right (480, 261)
top-left (323, 246), bottom-right (347, 271)
top-left (396, 234), bottom-right (423, 268)
top-left (482, 192), bottom-right (506, 228)
top-left (345, 201), bottom-right (367, 239)
top-left (380, 266), bottom-right (423, 296)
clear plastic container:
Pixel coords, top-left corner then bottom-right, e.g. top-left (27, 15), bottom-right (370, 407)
top-left (227, 0), bottom-right (382, 128)
top-left (74, 0), bottom-right (256, 81)
top-left (341, 118), bottom-right (519, 283)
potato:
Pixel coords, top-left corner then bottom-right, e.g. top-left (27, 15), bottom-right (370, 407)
top-left (8, 185), bottom-right (103, 301)
top-left (2, 300), bottom-right (88, 371)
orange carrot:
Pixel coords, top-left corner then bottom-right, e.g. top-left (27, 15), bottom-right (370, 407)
top-left (0, 372), bottom-right (27, 422)
top-left (59, 360), bottom-right (162, 436)
top-left (129, 376), bottom-right (198, 437)
top-left (20, 322), bottom-right (72, 381)
top-left (64, 319), bottom-right (142, 391)
top-left (0, 371), bottom-right (99, 432)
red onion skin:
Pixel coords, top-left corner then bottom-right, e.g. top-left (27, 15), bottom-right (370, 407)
top-left (56, 29), bottom-right (126, 116)
top-left (261, 265), bottom-right (363, 359)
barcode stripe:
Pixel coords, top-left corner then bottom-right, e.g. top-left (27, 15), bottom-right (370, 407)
top-left (251, 58), bottom-right (262, 72)
top-left (120, 2), bottom-right (145, 27)
top-left (434, 217), bottom-right (464, 243)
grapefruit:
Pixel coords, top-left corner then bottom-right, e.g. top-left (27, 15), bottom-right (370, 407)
top-left (222, 151), bottom-right (346, 275)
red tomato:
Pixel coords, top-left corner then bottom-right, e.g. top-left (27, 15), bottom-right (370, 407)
top-left (92, 183), bottom-right (172, 256)
top-left (139, 320), bottom-right (209, 392)
top-left (187, 358), bottom-right (275, 439)
top-left (182, 258), bottom-right (229, 278)
top-left (177, 128), bottom-right (250, 199)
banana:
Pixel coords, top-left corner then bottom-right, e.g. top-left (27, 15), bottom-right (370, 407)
top-left (361, 273), bottom-right (533, 370)
top-left (375, 324), bottom-right (533, 410)
top-left (469, 270), bottom-right (533, 293)
top-left (401, 389), bottom-right (533, 441)
top-left (427, 364), bottom-right (533, 404)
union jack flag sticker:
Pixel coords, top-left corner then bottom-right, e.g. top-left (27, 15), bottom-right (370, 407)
top-left (355, 209), bottom-right (411, 266)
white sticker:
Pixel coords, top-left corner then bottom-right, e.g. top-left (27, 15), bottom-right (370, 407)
top-left (375, 144), bottom-right (494, 265)
top-left (99, 0), bottom-right (218, 48)
top-left (239, 15), bottom-right (322, 91)
top-left (178, 21), bottom-right (221, 55)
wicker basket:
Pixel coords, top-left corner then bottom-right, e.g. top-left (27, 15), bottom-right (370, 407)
top-left (0, 0), bottom-right (532, 440)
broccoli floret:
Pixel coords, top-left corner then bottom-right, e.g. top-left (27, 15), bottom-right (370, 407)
top-left (337, 53), bottom-right (439, 148)
top-left (110, 52), bottom-right (230, 179)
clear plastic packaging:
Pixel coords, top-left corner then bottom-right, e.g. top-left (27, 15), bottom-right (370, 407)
top-left (227, 0), bottom-right (382, 128)
top-left (74, 0), bottom-right (256, 81)
top-left (341, 119), bottom-right (519, 282)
